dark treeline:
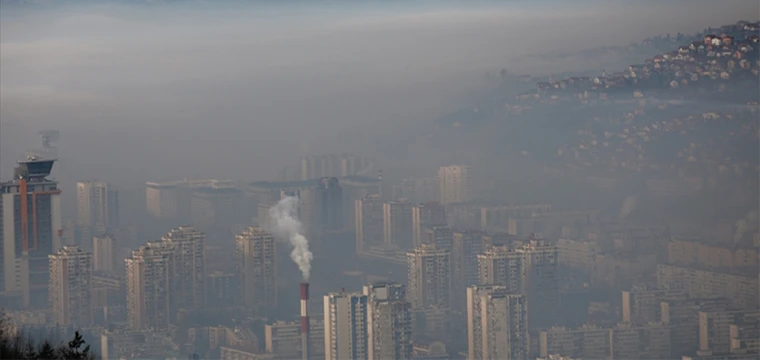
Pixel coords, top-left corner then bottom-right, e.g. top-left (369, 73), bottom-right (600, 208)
top-left (0, 313), bottom-right (97, 360)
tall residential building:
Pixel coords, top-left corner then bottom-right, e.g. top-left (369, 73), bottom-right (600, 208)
top-left (452, 231), bottom-right (486, 311)
top-left (411, 202), bottom-right (447, 247)
top-left (93, 234), bottom-right (116, 273)
top-left (316, 177), bottom-right (343, 231)
top-left (467, 285), bottom-right (501, 360)
top-left (236, 226), bottom-right (277, 315)
top-left (437, 165), bottom-right (469, 205)
top-left (323, 291), bottom-right (369, 360)
top-left (125, 243), bottom-right (171, 330)
top-left (207, 271), bottom-right (238, 305)
top-left (424, 225), bottom-right (454, 252)
top-left (145, 179), bottom-right (234, 220)
top-left (356, 194), bottom-right (384, 254)
top-left (466, 285), bottom-right (528, 360)
top-left (383, 200), bottom-right (414, 249)
top-left (407, 244), bottom-right (451, 309)
top-left (1, 156), bottom-right (62, 308)
top-left (407, 244), bottom-right (451, 343)
top-left (49, 246), bottom-right (93, 326)
top-left (161, 226), bottom-right (206, 310)
top-left (478, 239), bottom-right (559, 329)
top-left (364, 283), bottom-right (413, 360)
top-left (76, 180), bottom-right (119, 240)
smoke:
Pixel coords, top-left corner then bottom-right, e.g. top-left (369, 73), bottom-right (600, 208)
top-left (619, 195), bottom-right (638, 220)
top-left (734, 210), bottom-right (759, 244)
top-left (269, 196), bottom-right (314, 280)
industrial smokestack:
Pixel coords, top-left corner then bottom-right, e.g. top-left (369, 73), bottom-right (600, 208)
top-left (300, 282), bottom-right (310, 360)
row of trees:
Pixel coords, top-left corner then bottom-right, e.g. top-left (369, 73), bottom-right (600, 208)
top-left (0, 313), bottom-right (96, 360)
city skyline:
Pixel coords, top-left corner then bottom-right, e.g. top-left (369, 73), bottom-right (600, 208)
top-left (0, 1), bottom-right (758, 359)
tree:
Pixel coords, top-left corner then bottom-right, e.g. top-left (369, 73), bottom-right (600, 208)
top-left (23, 341), bottom-right (37, 359)
top-left (0, 312), bottom-right (97, 360)
top-left (38, 341), bottom-right (57, 360)
top-left (58, 331), bottom-right (92, 360)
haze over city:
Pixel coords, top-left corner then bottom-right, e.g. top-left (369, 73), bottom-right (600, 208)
top-left (0, 0), bottom-right (758, 359)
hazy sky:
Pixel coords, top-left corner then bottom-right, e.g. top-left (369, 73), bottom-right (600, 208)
top-left (1, 0), bottom-right (757, 188)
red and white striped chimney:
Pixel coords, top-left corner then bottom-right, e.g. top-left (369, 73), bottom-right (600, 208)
top-left (300, 282), bottom-right (310, 360)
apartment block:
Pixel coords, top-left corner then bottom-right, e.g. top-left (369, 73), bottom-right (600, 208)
top-left (477, 239), bottom-right (559, 329)
top-left (49, 246), bottom-right (93, 326)
top-left (657, 264), bottom-right (758, 310)
top-left (365, 283), bottom-right (413, 360)
top-left (323, 291), bottom-right (369, 360)
top-left (76, 180), bottom-right (119, 242)
top-left (467, 285), bottom-right (528, 360)
top-left (125, 243), bottom-right (171, 330)
top-left (539, 325), bottom-right (611, 359)
top-left (101, 329), bottom-right (172, 360)
top-left (667, 238), bottom-right (757, 270)
top-left (407, 244), bottom-right (452, 343)
top-left (556, 238), bottom-right (599, 274)
top-left (621, 286), bottom-right (688, 325)
top-left (356, 194), bottom-right (384, 254)
top-left (699, 310), bottom-right (760, 355)
top-left (407, 244), bottom-right (451, 309)
top-left (611, 322), bottom-right (672, 360)
top-left (438, 165), bottom-right (469, 205)
top-left (540, 323), bottom-right (672, 360)
top-left (145, 179), bottom-right (234, 220)
top-left (236, 226), bottom-right (277, 315)
top-left (162, 226), bottom-right (207, 310)
top-left (411, 202), bottom-right (447, 248)
top-left (207, 271), bottom-right (238, 306)
top-left (93, 234), bottom-right (117, 273)
top-left (265, 320), bottom-right (325, 359)
top-left (383, 200), bottom-right (414, 249)
top-left (452, 231), bottom-right (485, 311)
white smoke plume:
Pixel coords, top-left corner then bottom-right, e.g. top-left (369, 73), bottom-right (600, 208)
top-left (619, 195), bottom-right (638, 220)
top-left (269, 196), bottom-right (314, 280)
